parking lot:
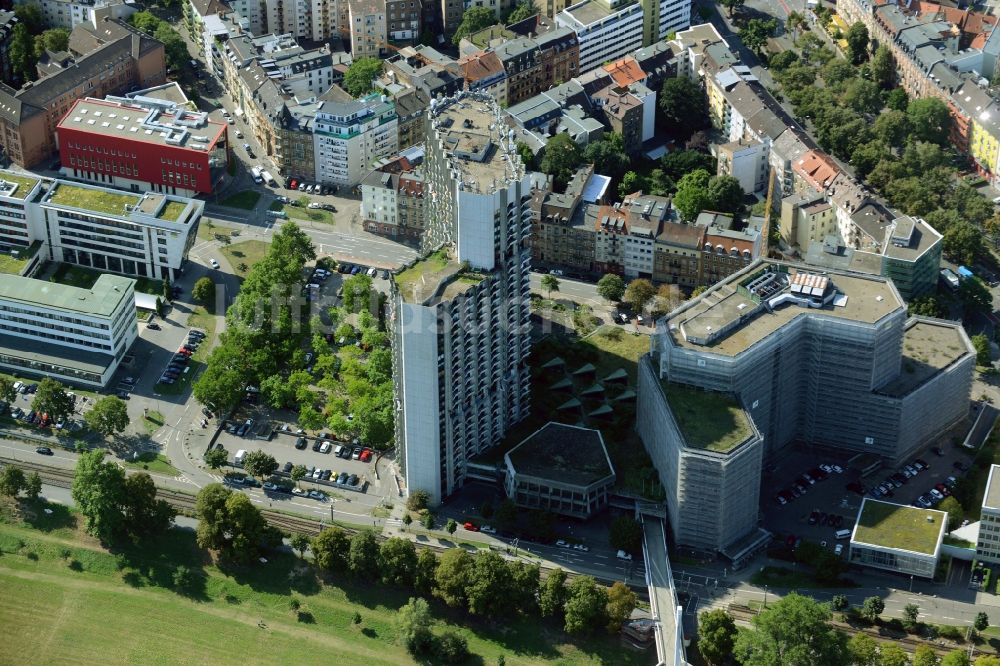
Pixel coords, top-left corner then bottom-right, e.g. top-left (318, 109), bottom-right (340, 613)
top-left (761, 442), bottom-right (976, 551)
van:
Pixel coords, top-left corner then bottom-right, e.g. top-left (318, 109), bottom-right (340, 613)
top-left (616, 550), bottom-right (632, 561)
top-left (835, 528), bottom-right (852, 540)
top-left (334, 444), bottom-right (344, 457)
top-left (234, 449), bottom-right (247, 465)
top-left (250, 166), bottom-right (263, 184)
top-left (261, 170), bottom-right (276, 187)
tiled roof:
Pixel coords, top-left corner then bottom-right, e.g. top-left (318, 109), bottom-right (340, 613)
top-left (603, 57), bottom-right (646, 87)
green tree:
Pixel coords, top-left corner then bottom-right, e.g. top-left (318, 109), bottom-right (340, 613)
top-left (446, 518), bottom-right (458, 535)
top-left (406, 489), bottom-right (430, 512)
top-left (961, 277), bottom-right (992, 315)
top-left (494, 499), bottom-right (517, 532)
top-left (706, 175), bottom-right (745, 215)
top-left (290, 533), bottom-right (310, 559)
top-left (861, 595), bottom-right (884, 622)
top-left (422, 512), bottom-right (435, 530)
top-left (886, 87), bottom-right (909, 112)
top-left (846, 21), bottom-right (869, 64)
top-left (539, 133), bottom-right (583, 186)
top-left (564, 576), bottom-right (608, 634)
top-left (467, 551), bottom-right (513, 618)
top-left (379, 537), bottom-right (417, 586)
top-left (402, 512), bottom-right (413, 529)
top-left (204, 447), bottom-right (228, 469)
top-left (14, 3), bottom-right (44, 33)
top-left (241, 450), bottom-right (278, 482)
top-left (24, 472), bottom-right (42, 501)
top-left (71, 449), bottom-right (126, 543)
top-left (740, 18), bottom-right (778, 55)
top-left (312, 526), bottom-right (350, 571)
top-left (9, 24), bottom-right (38, 83)
top-left (436, 630), bottom-right (469, 664)
top-left (941, 652), bottom-right (970, 666)
top-left (734, 592), bottom-right (848, 666)
top-left (414, 548), bottom-right (439, 595)
top-left (719, 0), bottom-right (745, 16)
top-left (451, 6), bottom-right (496, 46)
top-left (194, 484), bottom-right (273, 562)
top-left (873, 110), bottom-right (910, 150)
top-left (871, 44), bottom-right (895, 88)
top-left (908, 98), bottom-right (952, 145)
top-left (908, 295), bottom-right (944, 318)
top-left (515, 141), bottom-right (535, 169)
top-left (348, 529), bottom-right (380, 579)
top-left (912, 645), bottom-right (939, 666)
top-left (434, 548), bottom-right (474, 608)
top-left (606, 581), bottom-right (637, 633)
top-left (878, 644), bottom-right (908, 666)
top-left (673, 169), bottom-right (712, 221)
top-left (290, 464), bottom-right (307, 486)
top-left (903, 603), bottom-right (920, 626)
top-left (843, 78), bottom-right (882, 115)
top-left (506, 0), bottom-right (537, 22)
top-left (122, 473), bottom-right (175, 541)
top-left (848, 633), bottom-right (879, 666)
top-left (973, 334), bottom-right (992, 367)
top-left (769, 50), bottom-right (800, 71)
top-left (975, 611), bottom-right (990, 632)
top-left (0, 376), bottom-right (15, 403)
top-left (34, 28), bottom-right (69, 57)
top-left (661, 150), bottom-right (714, 180)
top-left (583, 133), bottom-right (630, 179)
top-left (84, 396), bottom-right (130, 438)
top-left (659, 77), bottom-right (709, 140)
top-left (597, 274), bottom-right (626, 302)
top-left (943, 220), bottom-right (982, 265)
top-left (697, 609), bottom-right (737, 665)
top-left (831, 594), bottom-right (849, 611)
top-left (31, 378), bottom-right (74, 424)
top-left (541, 274), bottom-right (560, 298)
top-left (540, 567), bottom-right (569, 617)
top-left (341, 273), bottom-right (374, 312)
top-left (398, 596), bottom-right (434, 656)
top-left (509, 560), bottom-right (540, 614)
top-left (623, 278), bottom-right (656, 313)
top-left (0, 465), bottom-right (25, 497)
top-left (609, 515), bottom-right (642, 554)
top-left (342, 56), bottom-right (384, 97)
top-left (192, 276), bottom-right (215, 304)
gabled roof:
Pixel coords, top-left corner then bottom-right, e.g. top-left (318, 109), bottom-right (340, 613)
top-left (603, 57), bottom-right (646, 88)
top-left (793, 150), bottom-right (842, 191)
top-left (459, 50), bottom-right (505, 84)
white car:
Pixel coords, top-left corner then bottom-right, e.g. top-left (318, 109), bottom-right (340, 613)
top-left (573, 543), bottom-right (589, 552)
top-left (235, 129), bottom-right (243, 139)
top-left (616, 550), bottom-right (633, 561)
top-left (308, 202), bottom-right (322, 209)
top-left (480, 525), bottom-right (497, 534)
top-left (209, 258), bottom-right (220, 269)
top-left (929, 488), bottom-right (944, 500)
top-left (555, 540), bottom-right (569, 548)
top-left (819, 464), bottom-right (833, 474)
top-left (291, 487), bottom-right (306, 496)
top-left (834, 543), bottom-right (844, 556)
top-left (831, 464), bottom-right (844, 474)
top-left (227, 117), bottom-right (235, 125)
top-left (319, 441), bottom-right (331, 453)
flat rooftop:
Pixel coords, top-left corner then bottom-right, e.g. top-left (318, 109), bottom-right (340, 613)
top-left (0, 331), bottom-right (115, 376)
top-left (985, 465), bottom-right (1000, 511)
top-left (506, 422), bottom-right (615, 487)
top-left (883, 217), bottom-right (941, 263)
top-left (0, 273), bottom-right (134, 317)
top-left (44, 182), bottom-right (141, 217)
top-left (59, 98), bottom-right (226, 151)
top-left (430, 94), bottom-right (524, 196)
top-left (669, 261), bottom-right (902, 356)
top-left (0, 171), bottom-right (40, 200)
top-left (564, 0), bottom-right (621, 25)
top-left (852, 499), bottom-right (946, 556)
top-left (394, 247), bottom-right (480, 305)
top-left (877, 319), bottom-right (972, 397)
top-left (660, 379), bottom-right (754, 453)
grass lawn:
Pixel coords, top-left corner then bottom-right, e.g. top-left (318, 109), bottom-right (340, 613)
top-left (122, 451), bottom-right (179, 476)
top-left (0, 240), bottom-right (41, 275)
top-left (197, 220), bottom-right (236, 244)
top-left (0, 501), bottom-right (652, 666)
top-left (220, 191), bottom-right (261, 210)
top-left (750, 565), bottom-right (846, 589)
top-left (271, 201), bottom-right (335, 226)
top-left (220, 240), bottom-right (270, 275)
top-left (187, 306), bottom-right (218, 363)
top-left (0, 171), bottom-right (40, 198)
top-left (661, 380), bottom-right (753, 452)
top-left (395, 248), bottom-right (451, 294)
top-left (853, 499), bottom-right (945, 555)
top-left (157, 201), bottom-right (188, 222)
top-left (955, 417), bottom-right (1000, 516)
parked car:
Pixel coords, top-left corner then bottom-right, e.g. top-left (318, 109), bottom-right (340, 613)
top-left (808, 510), bottom-right (820, 525)
top-left (147, 322), bottom-right (160, 330)
top-left (352, 447), bottom-right (362, 460)
top-left (954, 461), bottom-right (969, 472)
top-left (295, 437), bottom-right (307, 450)
top-left (337, 472), bottom-right (349, 484)
top-left (931, 446), bottom-right (945, 457)
top-left (348, 474), bottom-right (359, 486)
top-left (308, 490), bottom-right (326, 500)
top-left (282, 461), bottom-right (293, 473)
top-left (463, 522), bottom-right (479, 532)
top-left (320, 441), bottom-right (332, 454)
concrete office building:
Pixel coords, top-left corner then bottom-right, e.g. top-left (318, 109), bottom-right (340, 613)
top-left (638, 260), bottom-right (975, 554)
top-left (556, 0), bottom-right (644, 74)
top-left (504, 422), bottom-right (616, 519)
top-left (314, 90), bottom-right (398, 187)
top-left (976, 465), bottom-right (1000, 563)
top-left (639, 0), bottom-right (691, 46)
top-left (0, 272), bottom-right (137, 387)
top-left (849, 498), bottom-right (948, 578)
top-left (392, 92), bottom-right (532, 505)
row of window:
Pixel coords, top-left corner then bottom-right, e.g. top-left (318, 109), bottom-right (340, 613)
top-left (65, 143), bottom-right (138, 159)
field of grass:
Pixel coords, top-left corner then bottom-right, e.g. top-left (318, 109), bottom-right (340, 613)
top-left (0, 501), bottom-right (652, 666)
top-left (187, 307), bottom-right (218, 363)
top-left (123, 451), bottom-right (178, 476)
top-left (270, 201), bottom-right (335, 226)
top-left (220, 191), bottom-right (261, 210)
top-left (220, 240), bottom-right (270, 275)
top-left (157, 201), bottom-right (188, 222)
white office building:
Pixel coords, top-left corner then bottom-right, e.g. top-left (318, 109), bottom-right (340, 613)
top-left (392, 93), bottom-right (533, 505)
top-left (556, 0), bottom-right (644, 74)
top-left (314, 92), bottom-right (398, 187)
top-left (0, 272), bottom-right (137, 387)
top-left (977, 465), bottom-right (1000, 563)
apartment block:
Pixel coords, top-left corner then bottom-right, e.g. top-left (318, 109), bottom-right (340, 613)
top-left (361, 161), bottom-right (425, 241)
top-left (313, 89), bottom-right (398, 186)
top-left (716, 139), bottom-right (768, 194)
top-left (0, 15), bottom-right (166, 169)
top-left (387, 0), bottom-right (421, 41)
top-left (976, 465), bottom-right (1000, 564)
top-left (556, 0), bottom-right (644, 74)
top-left (348, 0), bottom-right (387, 58)
top-left (652, 220), bottom-right (703, 287)
top-left (0, 11), bottom-right (18, 84)
top-left (392, 93), bottom-right (532, 505)
top-left (698, 212), bottom-right (763, 285)
top-left (57, 96), bottom-right (228, 197)
top-left (0, 272), bottom-right (136, 388)
top-left (780, 191), bottom-right (836, 250)
top-left (638, 260), bottom-right (975, 554)
top-left (32, 0), bottom-right (136, 30)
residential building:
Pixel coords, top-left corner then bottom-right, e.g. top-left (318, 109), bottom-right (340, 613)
top-left (56, 96), bottom-right (229, 197)
top-left (955, 78), bottom-right (1000, 185)
top-left (638, 260), bottom-right (975, 555)
top-left (535, 26), bottom-right (580, 89)
top-left (530, 165), bottom-right (608, 272)
top-left (348, 0), bottom-right (387, 58)
top-left (653, 220), bottom-right (703, 287)
top-left (503, 422), bottom-right (616, 519)
top-left (779, 191), bottom-right (836, 250)
top-left (639, 0), bottom-right (690, 46)
top-left (387, 0), bottom-right (421, 41)
top-left (589, 82), bottom-right (650, 153)
top-left (697, 212), bottom-right (763, 285)
top-left (31, 0), bottom-right (136, 30)
top-left (0, 272), bottom-right (136, 388)
top-left (382, 46), bottom-right (464, 98)
top-left (391, 87), bottom-right (431, 150)
top-left (976, 465), bottom-right (1000, 563)
top-left (849, 499), bottom-right (948, 578)
top-left (716, 139), bottom-right (768, 194)
top-left (494, 38), bottom-right (543, 106)
top-left (556, 0), bottom-right (644, 74)
top-left (361, 163), bottom-right (425, 241)
top-left (459, 50), bottom-right (508, 104)
top-left (0, 15), bottom-right (166, 168)
top-left (276, 98), bottom-right (320, 182)
top-left (313, 88), bottom-right (398, 187)
top-left (392, 93), bottom-right (532, 505)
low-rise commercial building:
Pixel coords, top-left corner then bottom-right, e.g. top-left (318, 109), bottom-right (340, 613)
top-left (503, 422), bottom-right (616, 519)
top-left (849, 499), bottom-right (948, 578)
top-left (0, 272), bottom-right (137, 388)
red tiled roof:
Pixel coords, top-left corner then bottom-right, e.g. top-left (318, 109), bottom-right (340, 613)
top-left (458, 51), bottom-right (504, 83)
top-left (793, 150), bottom-right (841, 191)
top-left (602, 57), bottom-right (646, 88)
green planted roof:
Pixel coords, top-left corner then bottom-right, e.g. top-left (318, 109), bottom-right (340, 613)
top-left (853, 499), bottom-right (946, 555)
top-left (661, 380), bottom-right (753, 453)
top-left (46, 182), bottom-right (141, 217)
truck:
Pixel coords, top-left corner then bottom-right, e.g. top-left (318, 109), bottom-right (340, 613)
top-left (261, 170), bottom-right (276, 187)
top-left (250, 166), bottom-right (263, 184)
top-left (958, 265), bottom-right (974, 280)
top-left (234, 449), bottom-right (247, 466)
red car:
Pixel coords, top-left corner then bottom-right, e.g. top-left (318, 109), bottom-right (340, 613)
top-left (360, 448), bottom-right (372, 462)
top-left (463, 522), bottom-right (478, 532)
top-left (288, 178), bottom-right (298, 190)
top-left (177, 348), bottom-right (193, 356)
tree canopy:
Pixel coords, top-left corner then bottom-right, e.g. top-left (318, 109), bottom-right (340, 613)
top-left (451, 7), bottom-right (496, 46)
top-left (342, 57), bottom-right (384, 97)
top-left (734, 592), bottom-right (848, 666)
top-left (539, 133), bottom-right (583, 187)
top-left (659, 77), bottom-right (709, 140)
top-left (84, 396), bottom-right (129, 438)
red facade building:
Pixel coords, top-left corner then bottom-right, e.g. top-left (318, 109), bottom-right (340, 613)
top-left (56, 97), bottom-right (228, 197)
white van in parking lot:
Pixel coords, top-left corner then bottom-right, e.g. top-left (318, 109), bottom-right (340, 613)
top-left (234, 449), bottom-right (247, 465)
top-left (835, 529), bottom-right (852, 540)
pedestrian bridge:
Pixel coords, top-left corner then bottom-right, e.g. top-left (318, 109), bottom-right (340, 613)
top-left (641, 516), bottom-right (686, 666)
